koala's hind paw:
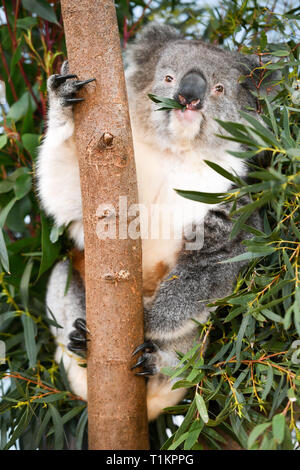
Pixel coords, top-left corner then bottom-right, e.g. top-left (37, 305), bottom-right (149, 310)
top-left (67, 318), bottom-right (89, 356)
top-left (47, 72), bottom-right (95, 107)
top-left (131, 341), bottom-right (159, 376)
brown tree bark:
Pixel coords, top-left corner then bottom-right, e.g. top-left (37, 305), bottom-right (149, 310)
top-left (60, 0), bottom-right (149, 450)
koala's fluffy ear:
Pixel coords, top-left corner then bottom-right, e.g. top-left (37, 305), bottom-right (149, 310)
top-left (130, 23), bottom-right (181, 65)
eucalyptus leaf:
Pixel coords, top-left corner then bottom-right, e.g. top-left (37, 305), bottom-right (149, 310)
top-left (21, 312), bottom-right (37, 368)
top-left (22, 0), bottom-right (58, 24)
top-left (195, 393), bottom-right (209, 423)
top-left (148, 93), bottom-right (184, 110)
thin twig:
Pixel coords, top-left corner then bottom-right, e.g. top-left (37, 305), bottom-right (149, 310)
top-left (3, 372), bottom-right (85, 402)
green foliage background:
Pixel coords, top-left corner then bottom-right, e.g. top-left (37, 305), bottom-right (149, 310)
top-left (0, 0), bottom-right (299, 450)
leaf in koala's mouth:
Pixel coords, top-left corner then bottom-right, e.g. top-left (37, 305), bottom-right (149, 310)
top-left (148, 93), bottom-right (185, 111)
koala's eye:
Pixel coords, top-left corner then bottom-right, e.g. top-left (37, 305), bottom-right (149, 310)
top-left (212, 83), bottom-right (224, 95)
top-left (165, 75), bottom-right (174, 83)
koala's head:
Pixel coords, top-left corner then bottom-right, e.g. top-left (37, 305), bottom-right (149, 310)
top-left (126, 23), bottom-right (277, 152)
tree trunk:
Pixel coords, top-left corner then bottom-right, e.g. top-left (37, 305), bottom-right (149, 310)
top-left (60, 0), bottom-right (149, 450)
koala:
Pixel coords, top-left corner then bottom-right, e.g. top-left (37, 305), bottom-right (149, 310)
top-left (37, 23), bottom-right (272, 421)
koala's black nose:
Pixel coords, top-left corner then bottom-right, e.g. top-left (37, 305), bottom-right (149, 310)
top-left (175, 72), bottom-right (207, 109)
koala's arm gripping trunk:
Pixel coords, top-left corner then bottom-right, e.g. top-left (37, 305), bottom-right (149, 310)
top-left (60, 0), bottom-right (149, 450)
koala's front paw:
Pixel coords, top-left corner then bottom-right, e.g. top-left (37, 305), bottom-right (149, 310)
top-left (47, 70), bottom-right (95, 107)
top-left (67, 318), bottom-right (89, 356)
top-left (131, 341), bottom-right (159, 376)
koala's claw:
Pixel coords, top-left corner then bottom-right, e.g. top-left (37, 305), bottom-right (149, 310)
top-left (65, 97), bottom-right (85, 104)
top-left (67, 318), bottom-right (89, 355)
top-left (74, 318), bottom-right (89, 334)
top-left (135, 370), bottom-right (153, 377)
top-left (134, 361), bottom-right (157, 376)
top-left (53, 74), bottom-right (78, 86)
top-left (75, 78), bottom-right (96, 89)
top-left (131, 340), bottom-right (159, 376)
top-left (132, 341), bottom-right (157, 357)
top-left (68, 339), bottom-right (88, 353)
top-left (130, 355), bottom-right (147, 370)
top-left (134, 370), bottom-right (154, 377)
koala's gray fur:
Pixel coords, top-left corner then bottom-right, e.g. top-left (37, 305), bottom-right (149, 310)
top-left (144, 198), bottom-right (261, 342)
top-left (37, 23), bottom-right (274, 421)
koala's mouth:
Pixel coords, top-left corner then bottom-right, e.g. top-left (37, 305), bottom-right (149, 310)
top-left (173, 108), bottom-right (202, 124)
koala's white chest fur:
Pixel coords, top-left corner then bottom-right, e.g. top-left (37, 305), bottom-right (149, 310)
top-left (131, 122), bottom-right (246, 282)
